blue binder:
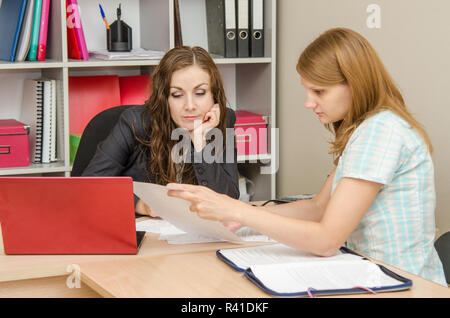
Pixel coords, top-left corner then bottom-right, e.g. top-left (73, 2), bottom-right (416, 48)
top-left (217, 245), bottom-right (412, 297)
top-left (0, 0), bottom-right (28, 62)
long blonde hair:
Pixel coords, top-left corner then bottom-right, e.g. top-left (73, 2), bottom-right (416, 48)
top-left (297, 28), bottom-right (433, 165)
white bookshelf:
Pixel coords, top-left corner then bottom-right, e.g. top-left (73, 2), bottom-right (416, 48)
top-left (0, 0), bottom-right (277, 200)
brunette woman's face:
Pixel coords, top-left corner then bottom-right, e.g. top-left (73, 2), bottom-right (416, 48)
top-left (301, 77), bottom-right (352, 124)
top-left (168, 65), bottom-right (215, 131)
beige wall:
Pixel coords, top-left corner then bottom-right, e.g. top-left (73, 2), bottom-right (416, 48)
top-left (276, 0), bottom-right (450, 234)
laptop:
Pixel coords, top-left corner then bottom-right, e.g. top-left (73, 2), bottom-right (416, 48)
top-left (0, 177), bottom-right (145, 255)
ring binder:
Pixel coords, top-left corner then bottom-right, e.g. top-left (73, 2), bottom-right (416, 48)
top-left (250, 0), bottom-right (264, 57)
top-left (217, 244), bottom-right (413, 297)
top-left (206, 0), bottom-right (237, 58)
top-left (237, 0), bottom-right (250, 58)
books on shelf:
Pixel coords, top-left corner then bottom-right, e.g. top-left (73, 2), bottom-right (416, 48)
top-left (27, 0), bottom-right (43, 61)
top-left (41, 79), bottom-right (56, 163)
top-left (0, 0), bottom-right (28, 62)
top-left (217, 244), bottom-right (412, 297)
top-left (15, 0), bottom-right (35, 62)
top-left (0, 0), bottom-right (51, 62)
top-left (67, 0), bottom-right (88, 60)
top-left (36, 0), bottom-right (50, 61)
top-left (20, 78), bottom-right (57, 164)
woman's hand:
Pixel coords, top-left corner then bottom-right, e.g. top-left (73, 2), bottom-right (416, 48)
top-left (190, 104), bottom-right (220, 152)
top-left (135, 199), bottom-right (158, 217)
top-left (166, 183), bottom-right (247, 224)
top-left (221, 221), bottom-right (243, 232)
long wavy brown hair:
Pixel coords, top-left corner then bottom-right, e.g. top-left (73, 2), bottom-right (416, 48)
top-left (139, 46), bottom-right (228, 185)
top-left (297, 28), bottom-right (433, 165)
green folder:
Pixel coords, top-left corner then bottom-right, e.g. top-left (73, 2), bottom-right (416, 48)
top-left (27, 0), bottom-right (42, 61)
top-left (69, 133), bottom-right (82, 164)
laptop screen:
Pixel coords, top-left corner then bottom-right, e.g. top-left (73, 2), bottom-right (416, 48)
top-left (0, 177), bottom-right (140, 255)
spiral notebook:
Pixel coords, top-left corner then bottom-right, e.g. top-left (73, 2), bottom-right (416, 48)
top-left (217, 244), bottom-right (412, 297)
top-left (20, 78), bottom-right (57, 163)
top-left (20, 79), bottom-right (44, 163)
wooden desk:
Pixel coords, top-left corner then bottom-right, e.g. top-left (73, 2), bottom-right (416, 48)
top-left (0, 227), bottom-right (266, 297)
top-left (0, 224), bottom-right (449, 298)
top-left (78, 246), bottom-right (450, 298)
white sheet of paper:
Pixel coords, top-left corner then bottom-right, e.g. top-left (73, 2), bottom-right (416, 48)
top-left (220, 244), bottom-right (401, 293)
top-left (136, 218), bottom-right (275, 244)
top-left (133, 182), bottom-right (243, 242)
top-left (136, 218), bottom-right (182, 234)
top-left (219, 244), bottom-right (351, 269)
top-left (250, 261), bottom-right (401, 293)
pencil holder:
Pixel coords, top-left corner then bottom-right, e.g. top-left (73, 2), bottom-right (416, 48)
top-left (107, 20), bottom-right (132, 52)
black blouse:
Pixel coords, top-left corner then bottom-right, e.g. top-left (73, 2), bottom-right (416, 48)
top-left (82, 105), bottom-right (240, 203)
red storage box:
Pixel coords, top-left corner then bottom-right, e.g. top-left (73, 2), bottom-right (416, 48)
top-left (0, 119), bottom-right (31, 168)
top-left (234, 110), bottom-right (268, 156)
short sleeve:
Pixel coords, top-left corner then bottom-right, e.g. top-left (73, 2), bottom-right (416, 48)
top-left (340, 118), bottom-right (406, 185)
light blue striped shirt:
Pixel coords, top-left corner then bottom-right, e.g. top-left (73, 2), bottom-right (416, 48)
top-left (331, 111), bottom-right (446, 286)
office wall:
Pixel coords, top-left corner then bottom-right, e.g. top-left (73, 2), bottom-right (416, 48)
top-left (276, 0), bottom-right (450, 234)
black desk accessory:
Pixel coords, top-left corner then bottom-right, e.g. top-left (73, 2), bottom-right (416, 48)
top-left (107, 4), bottom-right (132, 52)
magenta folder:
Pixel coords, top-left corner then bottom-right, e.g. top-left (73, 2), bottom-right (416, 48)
top-left (67, 0), bottom-right (88, 60)
top-left (37, 0), bottom-right (50, 61)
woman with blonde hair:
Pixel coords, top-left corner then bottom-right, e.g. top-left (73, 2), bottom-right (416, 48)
top-left (167, 28), bottom-right (446, 285)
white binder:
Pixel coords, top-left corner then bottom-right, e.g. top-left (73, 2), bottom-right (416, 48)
top-left (250, 0), bottom-right (264, 57)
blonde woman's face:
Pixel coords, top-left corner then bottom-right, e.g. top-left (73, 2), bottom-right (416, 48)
top-left (168, 65), bottom-right (215, 131)
top-left (301, 77), bottom-right (352, 124)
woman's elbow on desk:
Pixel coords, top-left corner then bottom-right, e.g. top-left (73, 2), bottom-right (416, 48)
top-left (298, 224), bottom-right (343, 257)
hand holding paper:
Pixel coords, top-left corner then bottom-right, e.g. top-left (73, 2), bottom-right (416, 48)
top-left (133, 182), bottom-right (242, 242)
top-left (166, 182), bottom-right (248, 224)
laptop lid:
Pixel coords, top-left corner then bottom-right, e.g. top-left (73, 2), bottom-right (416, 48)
top-left (0, 177), bottom-right (140, 255)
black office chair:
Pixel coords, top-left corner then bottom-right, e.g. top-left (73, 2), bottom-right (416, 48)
top-left (71, 105), bottom-right (138, 176)
top-left (434, 231), bottom-right (450, 285)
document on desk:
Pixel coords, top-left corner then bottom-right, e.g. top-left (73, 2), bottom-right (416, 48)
top-left (133, 182), bottom-right (243, 243)
top-left (136, 218), bottom-right (276, 244)
top-left (217, 244), bottom-right (412, 296)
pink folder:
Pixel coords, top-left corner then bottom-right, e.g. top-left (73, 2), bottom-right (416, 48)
top-left (37, 0), bottom-right (50, 61)
top-left (67, 0), bottom-right (88, 60)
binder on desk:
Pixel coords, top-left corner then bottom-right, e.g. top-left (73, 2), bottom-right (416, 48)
top-left (250, 0), bottom-right (264, 57)
top-left (217, 244), bottom-right (412, 297)
top-left (27, 0), bottom-right (42, 61)
top-left (205, 0), bottom-right (237, 58)
top-left (0, 0), bottom-right (28, 62)
top-left (15, 0), bottom-right (34, 62)
top-left (237, 0), bottom-right (250, 58)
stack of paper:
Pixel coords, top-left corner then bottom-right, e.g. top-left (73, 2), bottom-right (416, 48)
top-left (89, 48), bottom-right (165, 61)
top-left (136, 218), bottom-right (275, 245)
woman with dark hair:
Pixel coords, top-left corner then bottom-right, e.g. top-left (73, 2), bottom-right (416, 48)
top-left (167, 28), bottom-right (446, 285)
top-left (82, 46), bottom-right (239, 216)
